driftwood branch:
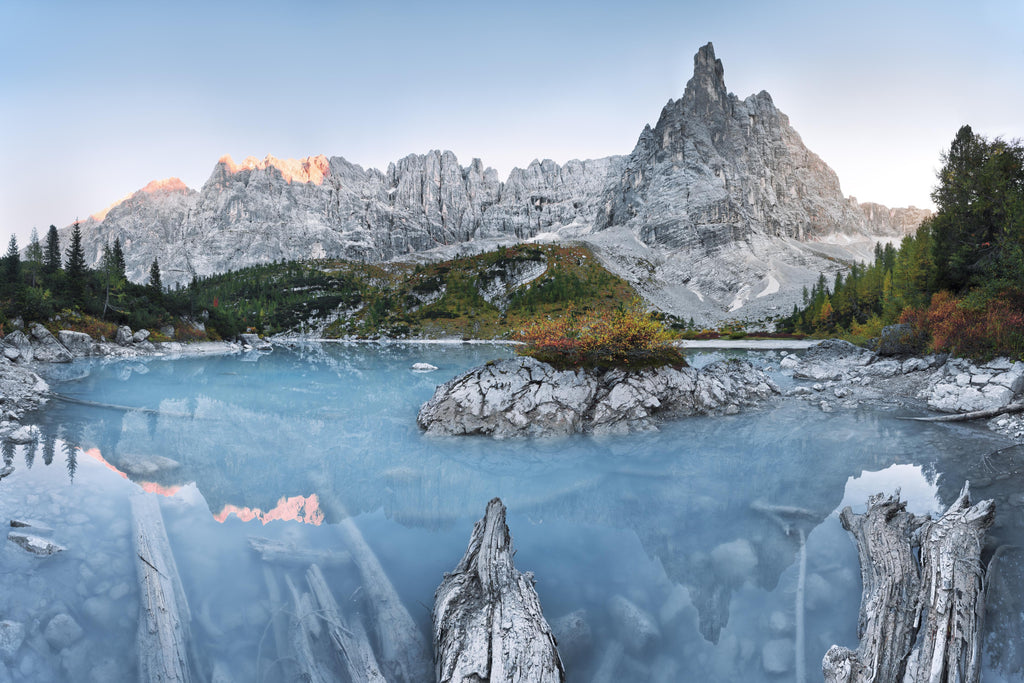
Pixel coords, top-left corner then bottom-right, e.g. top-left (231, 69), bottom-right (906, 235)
top-left (823, 483), bottom-right (995, 683)
top-left (338, 516), bottom-right (433, 682)
top-left (907, 402), bottom-right (1024, 422)
top-left (433, 497), bottom-right (564, 683)
top-left (131, 494), bottom-right (195, 683)
top-left (305, 563), bottom-right (387, 683)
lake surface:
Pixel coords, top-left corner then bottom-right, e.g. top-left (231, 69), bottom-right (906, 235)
top-left (2, 343), bottom-right (1023, 682)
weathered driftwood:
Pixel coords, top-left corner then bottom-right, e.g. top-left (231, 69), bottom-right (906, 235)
top-left (259, 566), bottom-right (300, 683)
top-left (338, 516), bottom-right (433, 682)
top-left (903, 485), bottom-right (995, 683)
top-left (908, 401), bottom-right (1024, 422)
top-left (248, 535), bottom-right (351, 567)
top-left (433, 498), bottom-right (564, 683)
top-left (284, 573), bottom-right (333, 683)
top-left (822, 483), bottom-right (995, 683)
top-left (306, 563), bottom-right (387, 683)
top-left (131, 493), bottom-right (194, 683)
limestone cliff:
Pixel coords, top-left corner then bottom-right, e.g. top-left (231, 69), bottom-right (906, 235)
top-left (67, 43), bottom-right (927, 323)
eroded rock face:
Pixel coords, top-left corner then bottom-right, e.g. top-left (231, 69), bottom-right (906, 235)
top-left (417, 356), bottom-right (779, 437)
top-left (65, 43), bottom-right (925, 309)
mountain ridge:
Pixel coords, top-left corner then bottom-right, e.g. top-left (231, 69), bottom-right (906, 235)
top-left (66, 42), bottom-right (929, 324)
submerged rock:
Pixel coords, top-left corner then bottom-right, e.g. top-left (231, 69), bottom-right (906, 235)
top-left (0, 620), bottom-right (25, 661)
top-left (43, 614), bottom-right (83, 651)
top-left (417, 356), bottom-right (779, 437)
top-left (8, 532), bottom-right (65, 556)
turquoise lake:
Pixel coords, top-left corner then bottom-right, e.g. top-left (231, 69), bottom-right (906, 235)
top-left (2, 343), bottom-right (1023, 682)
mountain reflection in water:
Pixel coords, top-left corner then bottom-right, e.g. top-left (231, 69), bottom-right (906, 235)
top-left (0, 343), bottom-right (1019, 682)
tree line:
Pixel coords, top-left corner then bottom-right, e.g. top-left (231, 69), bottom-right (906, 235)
top-left (2, 221), bottom-right (172, 334)
top-left (781, 125), bottom-right (1024, 359)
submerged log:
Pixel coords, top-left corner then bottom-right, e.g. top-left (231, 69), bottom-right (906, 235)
top-left (305, 563), bottom-right (387, 683)
top-left (131, 493), bottom-right (194, 683)
top-left (247, 535), bottom-right (351, 567)
top-left (823, 483), bottom-right (995, 683)
top-left (433, 497), bottom-right (564, 683)
top-left (337, 516), bottom-right (433, 682)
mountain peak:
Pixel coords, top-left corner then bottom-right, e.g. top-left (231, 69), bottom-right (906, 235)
top-left (683, 41), bottom-right (728, 110)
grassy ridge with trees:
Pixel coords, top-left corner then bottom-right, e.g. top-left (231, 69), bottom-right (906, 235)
top-left (780, 125), bottom-right (1024, 359)
top-left (0, 237), bottom-right (639, 341)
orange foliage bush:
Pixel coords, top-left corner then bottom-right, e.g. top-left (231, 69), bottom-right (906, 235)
top-left (901, 289), bottom-right (1024, 359)
top-left (515, 301), bottom-right (686, 369)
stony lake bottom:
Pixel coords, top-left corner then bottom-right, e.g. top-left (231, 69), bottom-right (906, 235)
top-left (1, 343), bottom-right (1023, 682)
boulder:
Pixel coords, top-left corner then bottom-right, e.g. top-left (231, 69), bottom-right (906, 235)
top-left (8, 532), bottom-right (65, 556)
top-left (608, 595), bottom-right (660, 654)
top-left (2, 330), bottom-right (33, 363)
top-left (417, 356), bottom-right (779, 438)
top-left (791, 339), bottom-right (871, 381)
top-left (115, 325), bottom-right (134, 345)
top-left (58, 330), bottom-right (96, 357)
top-left (131, 329), bottom-right (150, 343)
top-left (27, 325), bottom-right (73, 363)
top-left (159, 325), bottom-right (176, 339)
top-left (924, 358), bottom-right (1024, 413)
top-left (238, 333), bottom-right (271, 350)
top-left (876, 323), bottom-right (927, 356)
top-left (0, 620), bottom-right (25, 661)
top-left (43, 614), bottom-right (83, 651)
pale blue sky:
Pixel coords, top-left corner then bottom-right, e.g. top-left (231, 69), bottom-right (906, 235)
top-left (2, 0), bottom-right (1022, 242)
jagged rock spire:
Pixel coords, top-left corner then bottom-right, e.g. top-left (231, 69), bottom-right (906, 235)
top-left (682, 42), bottom-right (729, 114)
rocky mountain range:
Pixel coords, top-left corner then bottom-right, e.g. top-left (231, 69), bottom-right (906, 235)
top-left (66, 43), bottom-right (929, 324)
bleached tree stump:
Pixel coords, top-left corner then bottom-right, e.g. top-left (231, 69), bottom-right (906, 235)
top-left (823, 483), bottom-right (995, 683)
top-left (433, 498), bottom-right (564, 683)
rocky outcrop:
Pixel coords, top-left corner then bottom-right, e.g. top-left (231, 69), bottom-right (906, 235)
top-left (0, 358), bottom-right (50, 422)
top-left (66, 44), bottom-right (926, 326)
top-left (780, 340), bottom-right (1024, 421)
top-left (920, 357), bottom-right (1024, 413)
top-left (417, 356), bottom-right (779, 437)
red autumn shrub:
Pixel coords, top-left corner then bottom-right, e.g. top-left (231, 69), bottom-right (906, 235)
top-left (515, 301), bottom-right (686, 369)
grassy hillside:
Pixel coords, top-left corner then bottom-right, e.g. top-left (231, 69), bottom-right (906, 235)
top-left (183, 243), bottom-right (639, 339)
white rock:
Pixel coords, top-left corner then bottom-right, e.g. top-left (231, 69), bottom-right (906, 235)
top-left (8, 532), bottom-right (65, 556)
top-left (0, 621), bottom-right (25, 660)
top-left (411, 362), bottom-right (438, 372)
top-left (44, 614), bottom-right (83, 650)
top-left (608, 595), bottom-right (660, 654)
top-left (762, 637), bottom-right (794, 674)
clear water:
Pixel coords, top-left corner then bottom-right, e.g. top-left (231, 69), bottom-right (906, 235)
top-left (2, 343), bottom-right (1023, 682)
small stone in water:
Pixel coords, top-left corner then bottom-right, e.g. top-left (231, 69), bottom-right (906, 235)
top-left (44, 614), bottom-right (83, 651)
top-left (411, 362), bottom-right (438, 372)
top-left (7, 532), bottom-right (64, 556)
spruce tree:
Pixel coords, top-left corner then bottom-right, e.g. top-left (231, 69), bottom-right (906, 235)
top-left (44, 225), bottom-right (61, 273)
top-left (4, 235), bottom-right (21, 286)
top-left (25, 228), bottom-right (43, 287)
top-left (65, 220), bottom-right (88, 303)
top-left (112, 237), bottom-right (126, 280)
top-left (148, 258), bottom-right (162, 293)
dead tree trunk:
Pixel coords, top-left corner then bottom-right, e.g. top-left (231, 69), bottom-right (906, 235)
top-left (822, 483), bottom-right (995, 683)
top-left (903, 485), bottom-right (995, 683)
top-left (131, 493), bottom-right (194, 683)
top-left (433, 497), bottom-right (565, 683)
top-left (337, 516), bottom-right (433, 682)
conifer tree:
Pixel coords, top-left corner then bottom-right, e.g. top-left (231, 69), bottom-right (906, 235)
top-left (112, 237), bottom-right (126, 280)
top-left (44, 225), bottom-right (61, 274)
top-left (4, 235), bottom-right (21, 286)
top-left (148, 258), bottom-right (162, 293)
top-left (25, 227), bottom-right (43, 287)
top-left (65, 220), bottom-right (88, 303)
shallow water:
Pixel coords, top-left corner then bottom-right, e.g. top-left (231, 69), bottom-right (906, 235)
top-left (2, 343), bottom-right (1023, 682)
